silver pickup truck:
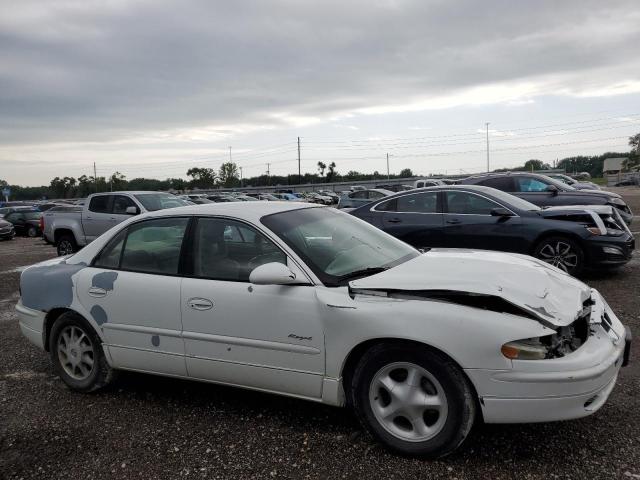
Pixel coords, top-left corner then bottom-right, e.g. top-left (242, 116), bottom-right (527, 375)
top-left (43, 191), bottom-right (190, 255)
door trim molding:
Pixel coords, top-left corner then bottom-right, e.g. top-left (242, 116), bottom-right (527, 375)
top-left (182, 331), bottom-right (321, 355)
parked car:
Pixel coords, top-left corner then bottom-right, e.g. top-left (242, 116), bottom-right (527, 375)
top-left (0, 218), bottom-right (15, 240)
top-left (304, 192), bottom-right (333, 205)
top-left (206, 195), bottom-right (238, 203)
top-left (4, 210), bottom-right (43, 237)
top-left (546, 173), bottom-right (601, 191)
top-left (350, 185), bottom-right (634, 275)
top-left (414, 179), bottom-right (445, 188)
top-left (0, 206), bottom-right (35, 218)
top-left (43, 191), bottom-right (191, 256)
top-left (16, 202), bottom-right (631, 457)
top-left (338, 189), bottom-right (393, 209)
top-left (317, 190), bottom-right (340, 204)
top-left (458, 172), bottom-right (633, 225)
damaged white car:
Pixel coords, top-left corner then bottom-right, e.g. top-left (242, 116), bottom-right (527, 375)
top-left (16, 202), bottom-right (631, 457)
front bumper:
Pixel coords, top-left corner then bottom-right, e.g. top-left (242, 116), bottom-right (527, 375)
top-left (16, 299), bottom-right (47, 350)
top-left (0, 227), bottom-right (14, 239)
top-left (466, 290), bottom-right (629, 423)
top-left (585, 234), bottom-right (635, 269)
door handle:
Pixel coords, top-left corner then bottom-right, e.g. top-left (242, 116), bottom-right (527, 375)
top-left (188, 297), bottom-right (213, 311)
top-left (387, 218), bottom-right (402, 224)
top-left (88, 287), bottom-right (107, 298)
top-left (446, 219), bottom-right (461, 224)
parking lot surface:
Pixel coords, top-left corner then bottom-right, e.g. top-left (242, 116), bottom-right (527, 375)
top-left (1, 189), bottom-right (639, 479)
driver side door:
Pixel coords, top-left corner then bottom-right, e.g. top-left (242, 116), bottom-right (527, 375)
top-left (180, 217), bottom-right (325, 399)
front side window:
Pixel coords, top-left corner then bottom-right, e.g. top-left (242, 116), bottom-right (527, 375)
top-left (120, 217), bottom-right (189, 274)
top-left (191, 218), bottom-right (286, 281)
top-left (89, 195), bottom-right (111, 213)
top-left (515, 177), bottom-right (550, 193)
top-left (262, 208), bottom-right (419, 286)
top-left (446, 192), bottom-right (500, 215)
top-left (112, 195), bottom-right (137, 215)
top-left (396, 192), bottom-right (438, 213)
top-left (351, 191), bottom-right (368, 199)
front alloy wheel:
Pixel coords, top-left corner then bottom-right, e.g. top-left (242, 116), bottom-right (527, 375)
top-left (534, 236), bottom-right (584, 275)
top-left (369, 362), bottom-right (448, 442)
top-left (27, 226), bottom-right (38, 237)
top-left (350, 344), bottom-right (476, 458)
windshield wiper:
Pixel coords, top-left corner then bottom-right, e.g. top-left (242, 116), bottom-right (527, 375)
top-left (338, 267), bottom-right (388, 282)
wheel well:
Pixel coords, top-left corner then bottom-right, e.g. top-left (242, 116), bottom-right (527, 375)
top-left (340, 338), bottom-right (481, 413)
top-left (43, 308), bottom-right (73, 351)
top-left (54, 229), bottom-right (75, 245)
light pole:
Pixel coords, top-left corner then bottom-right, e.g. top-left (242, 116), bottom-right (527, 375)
top-left (386, 153), bottom-right (390, 180)
top-left (239, 166), bottom-right (243, 188)
top-left (485, 122), bottom-right (490, 172)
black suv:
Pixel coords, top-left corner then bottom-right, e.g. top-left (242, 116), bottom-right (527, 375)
top-left (458, 172), bottom-right (633, 225)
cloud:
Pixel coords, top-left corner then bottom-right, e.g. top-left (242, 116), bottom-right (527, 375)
top-left (0, 0), bottom-right (639, 147)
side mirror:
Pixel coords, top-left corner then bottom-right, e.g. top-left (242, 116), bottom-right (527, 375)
top-left (490, 207), bottom-right (514, 217)
top-left (125, 206), bottom-right (139, 215)
top-left (546, 185), bottom-right (559, 196)
top-left (249, 262), bottom-right (303, 285)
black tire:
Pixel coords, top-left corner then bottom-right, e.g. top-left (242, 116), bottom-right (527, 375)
top-left (349, 343), bottom-right (476, 458)
top-left (56, 234), bottom-right (77, 256)
top-left (49, 311), bottom-right (117, 392)
top-left (27, 226), bottom-right (38, 237)
top-left (533, 235), bottom-right (584, 276)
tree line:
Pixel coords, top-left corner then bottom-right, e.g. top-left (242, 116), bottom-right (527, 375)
top-left (2, 133), bottom-right (638, 201)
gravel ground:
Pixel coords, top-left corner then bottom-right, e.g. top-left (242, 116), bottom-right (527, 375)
top-left (1, 189), bottom-right (639, 480)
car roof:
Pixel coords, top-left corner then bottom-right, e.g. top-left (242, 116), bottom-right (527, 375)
top-left (143, 200), bottom-right (321, 223)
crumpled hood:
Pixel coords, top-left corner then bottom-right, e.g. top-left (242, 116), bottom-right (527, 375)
top-left (349, 249), bottom-right (591, 327)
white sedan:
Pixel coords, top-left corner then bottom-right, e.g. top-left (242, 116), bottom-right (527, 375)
top-left (16, 202), bottom-right (631, 457)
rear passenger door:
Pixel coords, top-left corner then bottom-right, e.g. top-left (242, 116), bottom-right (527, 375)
top-left (83, 195), bottom-right (114, 242)
top-left (75, 217), bottom-right (189, 376)
top-left (378, 191), bottom-right (444, 249)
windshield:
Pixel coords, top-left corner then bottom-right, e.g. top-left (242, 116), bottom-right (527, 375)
top-left (134, 193), bottom-right (191, 211)
top-left (261, 207), bottom-right (419, 286)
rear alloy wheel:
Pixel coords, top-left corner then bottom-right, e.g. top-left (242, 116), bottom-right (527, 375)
top-left (534, 236), bottom-right (584, 276)
top-left (50, 312), bottom-right (116, 392)
top-left (350, 344), bottom-right (476, 458)
top-left (27, 226), bottom-right (38, 237)
top-left (56, 235), bottom-right (77, 256)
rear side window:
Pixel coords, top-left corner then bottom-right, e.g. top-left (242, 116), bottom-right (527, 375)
top-left (89, 195), bottom-right (111, 213)
top-left (120, 218), bottom-right (189, 275)
top-left (478, 177), bottom-right (514, 192)
top-left (446, 192), bottom-right (500, 215)
top-left (396, 192), bottom-right (438, 213)
top-left (368, 191), bottom-right (386, 200)
top-left (93, 229), bottom-right (127, 269)
top-left (351, 191), bottom-right (368, 199)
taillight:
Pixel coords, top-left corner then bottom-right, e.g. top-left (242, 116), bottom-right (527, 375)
top-left (40, 216), bottom-right (44, 231)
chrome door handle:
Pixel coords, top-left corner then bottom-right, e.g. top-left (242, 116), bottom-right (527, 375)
top-left (88, 287), bottom-right (107, 298)
top-left (446, 219), bottom-right (461, 224)
top-left (387, 218), bottom-right (402, 223)
top-left (188, 298), bottom-right (213, 311)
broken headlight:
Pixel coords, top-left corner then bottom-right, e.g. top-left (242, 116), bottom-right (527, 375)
top-left (501, 318), bottom-right (589, 360)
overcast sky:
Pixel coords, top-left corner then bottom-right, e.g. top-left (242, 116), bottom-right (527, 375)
top-left (1, 0), bottom-right (640, 186)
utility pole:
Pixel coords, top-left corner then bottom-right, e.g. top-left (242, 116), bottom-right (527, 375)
top-left (93, 162), bottom-right (98, 192)
top-left (297, 136), bottom-right (301, 185)
top-left (386, 153), bottom-right (390, 180)
top-left (239, 166), bottom-right (243, 188)
top-left (266, 163), bottom-right (270, 186)
top-left (485, 122), bottom-right (490, 172)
